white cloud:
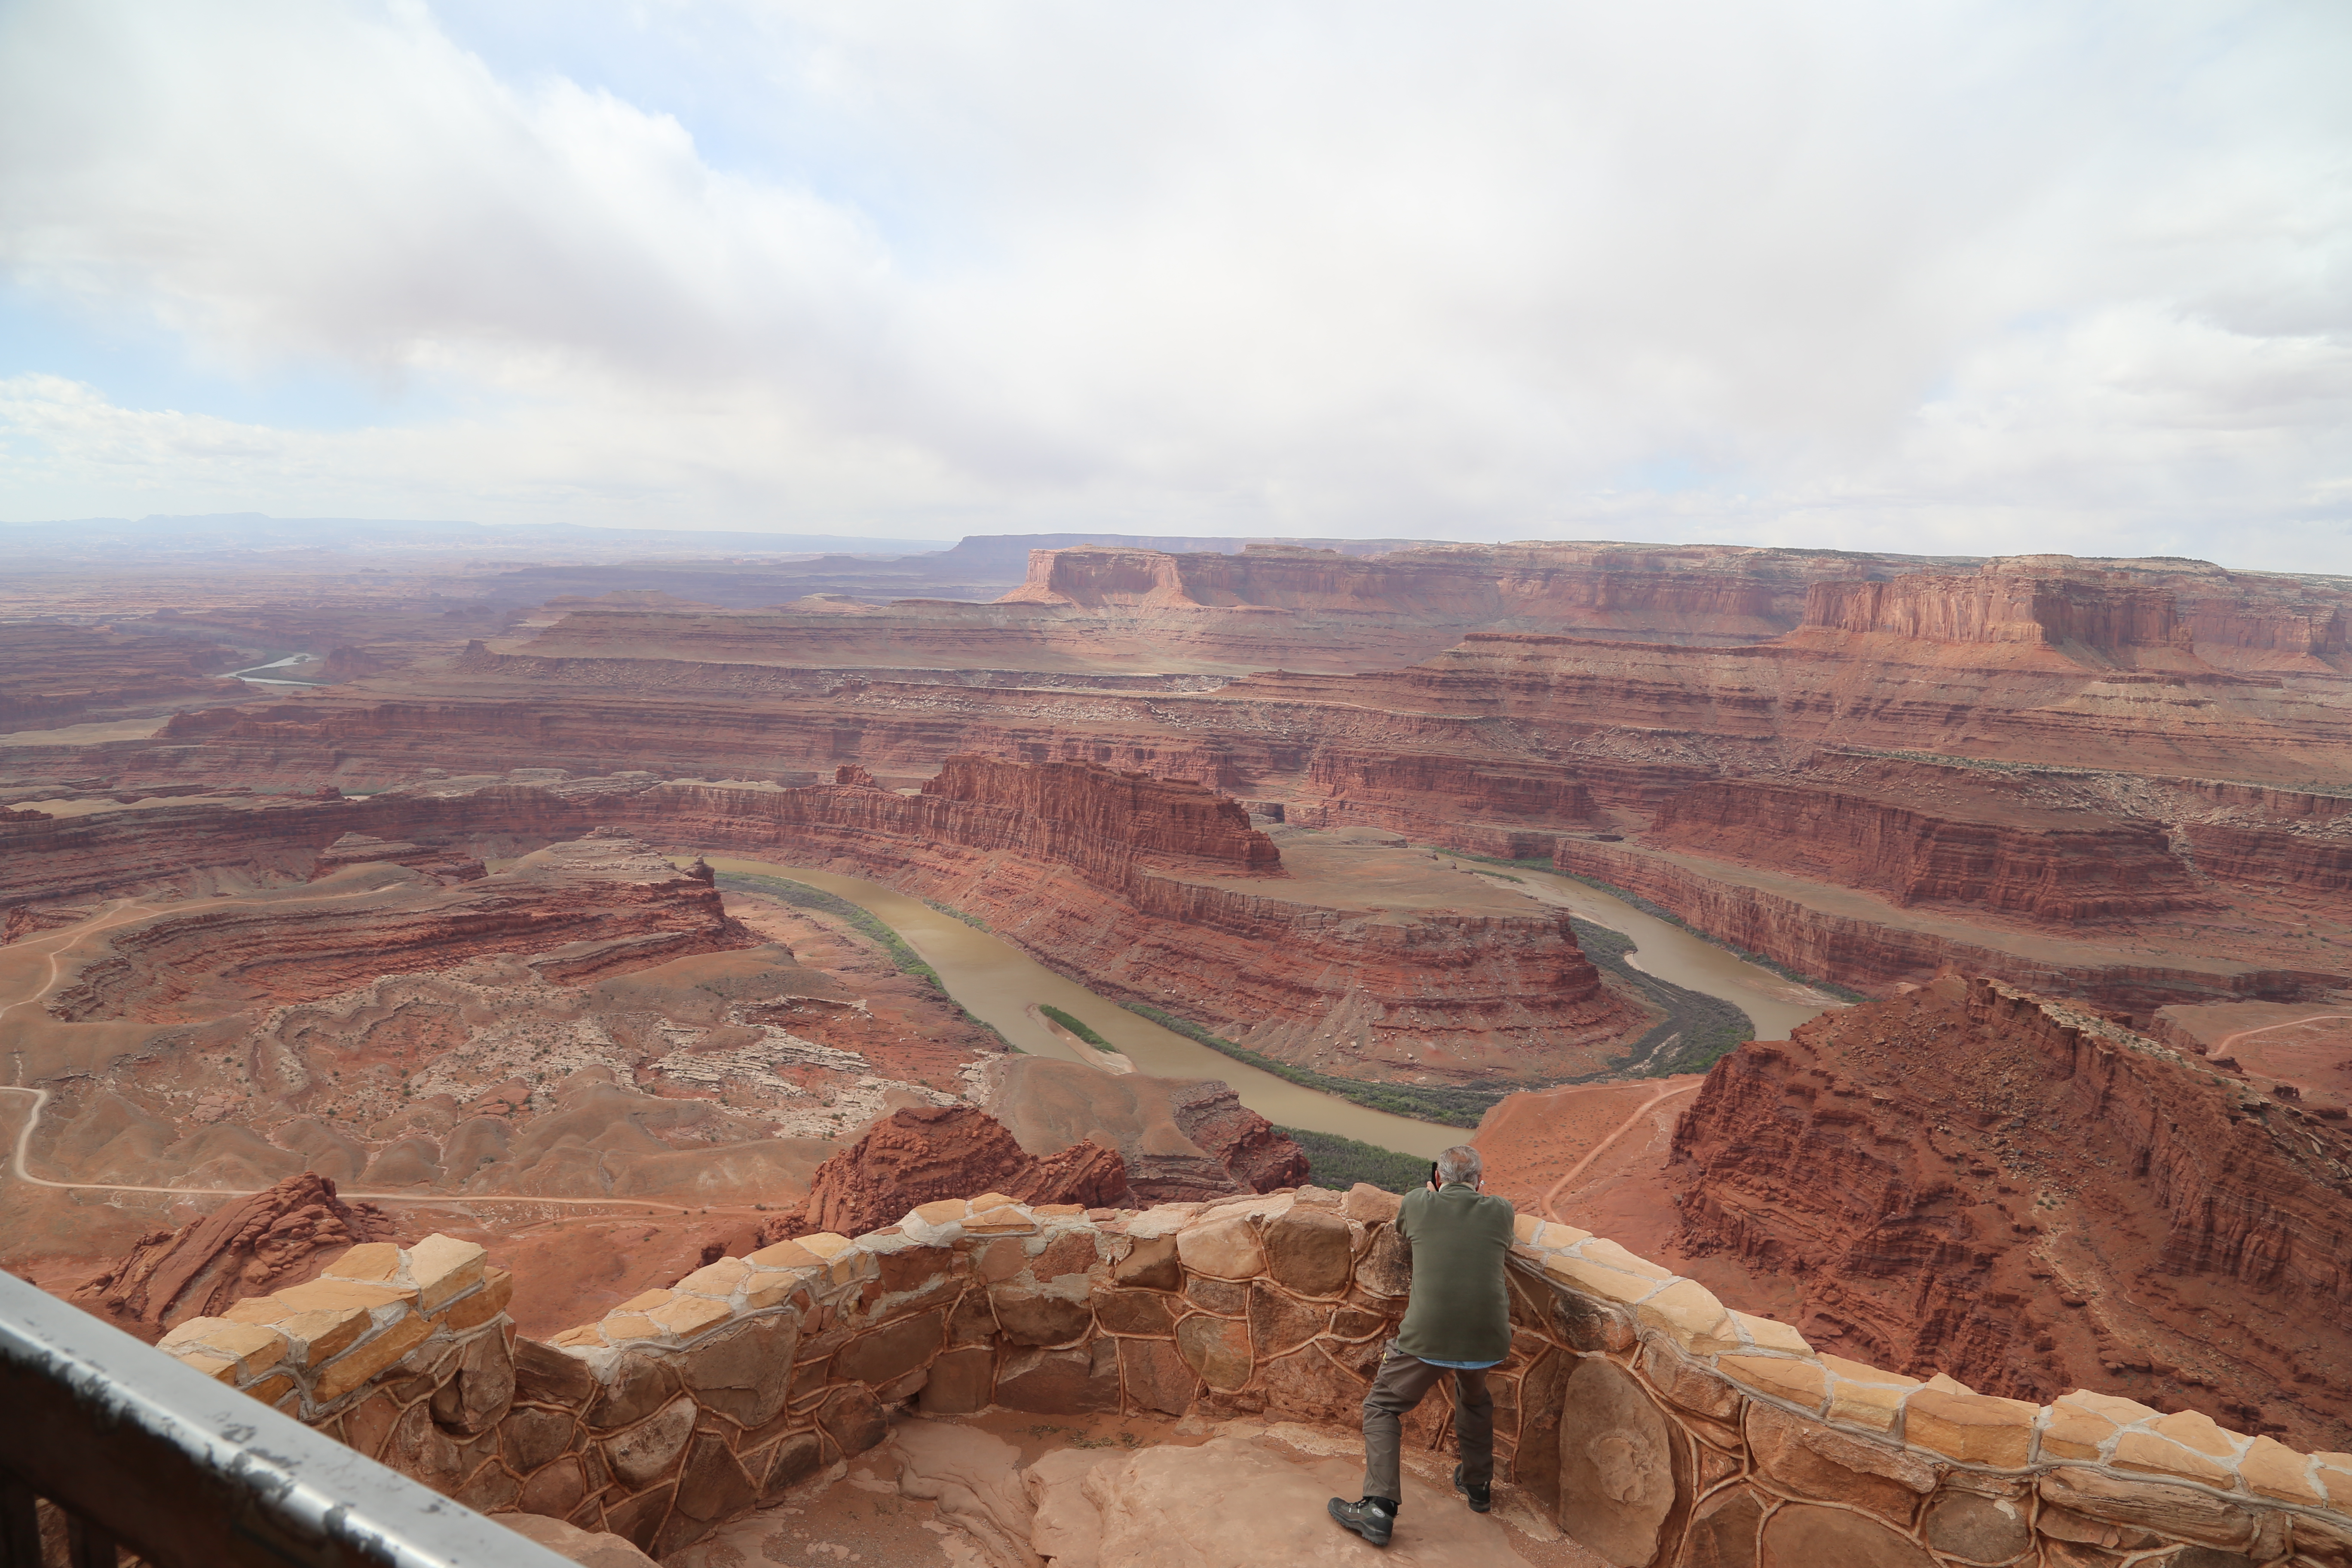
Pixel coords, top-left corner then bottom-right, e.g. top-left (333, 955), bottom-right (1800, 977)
top-left (0, 0), bottom-right (2346, 567)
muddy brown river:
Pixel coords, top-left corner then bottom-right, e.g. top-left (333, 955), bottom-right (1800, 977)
top-left (702, 856), bottom-right (1842, 1160)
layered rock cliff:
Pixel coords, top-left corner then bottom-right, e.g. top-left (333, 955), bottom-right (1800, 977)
top-left (1670, 976), bottom-right (2352, 1450)
top-left (756, 1105), bottom-right (1132, 1240)
top-left (1799, 567), bottom-right (2198, 666)
top-left (1649, 775), bottom-right (2217, 921)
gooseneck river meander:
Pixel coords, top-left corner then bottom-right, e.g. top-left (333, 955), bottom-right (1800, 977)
top-left (701, 855), bottom-right (1845, 1161)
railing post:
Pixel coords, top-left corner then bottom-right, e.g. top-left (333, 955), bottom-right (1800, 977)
top-left (0, 1479), bottom-right (40, 1568)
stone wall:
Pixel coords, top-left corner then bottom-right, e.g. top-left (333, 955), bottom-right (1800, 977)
top-left (160, 1194), bottom-right (2352, 1566)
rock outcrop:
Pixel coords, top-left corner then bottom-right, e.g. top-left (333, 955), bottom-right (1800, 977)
top-left (756, 1106), bottom-right (1131, 1241)
top-left (1798, 567), bottom-right (2198, 666)
top-left (1670, 975), bottom-right (2352, 1450)
top-left (68, 1172), bottom-right (395, 1341)
top-left (0, 622), bottom-right (248, 730)
top-left (984, 1057), bottom-right (1308, 1201)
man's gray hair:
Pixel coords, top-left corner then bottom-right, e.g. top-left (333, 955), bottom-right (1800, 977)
top-left (1436, 1145), bottom-right (1482, 1185)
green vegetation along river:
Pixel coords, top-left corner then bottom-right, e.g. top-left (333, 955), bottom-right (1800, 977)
top-left (697, 856), bottom-right (1846, 1163)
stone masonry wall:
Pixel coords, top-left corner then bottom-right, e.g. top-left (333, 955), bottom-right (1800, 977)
top-left (160, 1193), bottom-right (2352, 1567)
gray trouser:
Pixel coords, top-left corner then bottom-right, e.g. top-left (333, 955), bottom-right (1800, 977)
top-left (1360, 1342), bottom-right (1494, 1505)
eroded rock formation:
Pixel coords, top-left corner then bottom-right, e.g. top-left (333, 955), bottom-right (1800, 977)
top-left (984, 1056), bottom-right (1308, 1201)
top-left (757, 1105), bottom-right (1131, 1240)
top-left (68, 1171), bottom-right (395, 1341)
top-left (1670, 975), bottom-right (2352, 1450)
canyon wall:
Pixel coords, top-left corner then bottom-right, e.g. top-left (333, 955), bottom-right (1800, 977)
top-left (1671, 977), bottom-right (2352, 1450)
top-left (1800, 570), bottom-right (2196, 664)
top-left (158, 1194), bottom-right (2352, 1565)
top-left (918, 753), bottom-right (1280, 871)
top-left (1649, 778), bottom-right (2216, 921)
top-left (1549, 836), bottom-right (2337, 1010)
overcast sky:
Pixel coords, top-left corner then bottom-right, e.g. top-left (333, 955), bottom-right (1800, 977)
top-left (2, 1), bottom-right (2347, 569)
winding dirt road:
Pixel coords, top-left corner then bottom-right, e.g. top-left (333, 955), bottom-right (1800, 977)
top-left (0, 900), bottom-right (731, 1216)
top-left (2215, 1014), bottom-right (2352, 1057)
top-left (1540, 1081), bottom-right (1702, 1225)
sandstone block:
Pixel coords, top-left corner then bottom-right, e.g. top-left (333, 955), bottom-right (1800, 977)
top-left (817, 1385), bottom-right (887, 1458)
top-left (995, 1341), bottom-right (1120, 1414)
top-left (382, 1400), bottom-right (466, 1494)
top-left (1175, 1315), bottom-right (1253, 1393)
top-left (832, 1310), bottom-right (943, 1389)
top-left (1557, 1357), bottom-right (1678, 1568)
top-left (500, 1406), bottom-right (578, 1475)
top-left (2110, 1428), bottom-right (2232, 1485)
top-left (547, 1326), bottom-right (603, 1350)
top-left (678, 1312), bottom-right (797, 1427)
top-left (1259, 1343), bottom-right (1370, 1426)
top-left (1030, 1231), bottom-right (1099, 1281)
top-left (407, 1235), bottom-right (487, 1313)
top-left (514, 1337), bottom-right (600, 1406)
top-left (746, 1239), bottom-right (823, 1269)
top-left (604, 1395), bottom-right (697, 1488)
top-left (989, 1286), bottom-right (1093, 1347)
top-left (1578, 1237), bottom-right (1672, 1280)
top-left (671, 1432), bottom-right (757, 1526)
top-left (1635, 1277), bottom-right (1732, 1352)
top-left (742, 1270), bottom-right (805, 1311)
top-left (1247, 1279), bottom-right (1329, 1357)
top-left (910, 1199), bottom-right (969, 1227)
top-left (1759, 1504), bottom-right (1936, 1568)
top-left (328, 1242), bottom-right (404, 1282)
top-left (268, 1277), bottom-right (418, 1316)
top-left (2055, 1388), bottom-right (2160, 1425)
top-left (1095, 1288), bottom-right (1178, 1338)
top-left (1119, 1338), bottom-right (1197, 1418)
top-left (674, 1258), bottom-right (750, 1299)
top-left (2039, 1407), bottom-right (2120, 1462)
top-left (314, 1311), bottom-right (435, 1405)
top-left (2150, 1408), bottom-right (2245, 1459)
top-left (342, 1391), bottom-right (401, 1460)
top-left (963, 1206), bottom-right (1038, 1236)
top-left (648, 1294), bottom-right (733, 1340)
top-left (586, 1353), bottom-right (683, 1431)
top-left (1329, 1305), bottom-right (1390, 1342)
top-left (1544, 1250), bottom-right (1662, 1305)
top-left (159, 1317), bottom-right (288, 1377)
top-left (2032, 1500), bottom-right (2156, 1550)
top-left (1183, 1276), bottom-right (1249, 1317)
top-left (1113, 1234), bottom-right (1179, 1291)
top-left (1262, 1209), bottom-right (1353, 1297)
top-left (947, 1288), bottom-right (999, 1346)
top-left (242, 1372), bottom-right (297, 1409)
top-left (271, 1306), bottom-right (374, 1366)
top-left (602, 1314), bottom-right (661, 1344)
top-left (1176, 1216), bottom-right (1265, 1280)
top-left (456, 1462), bottom-right (520, 1517)
top-left (1748, 1402), bottom-right (1937, 1521)
top-left (979, 1235), bottom-right (1030, 1284)
top-left (1682, 1485), bottom-right (1764, 1568)
top-left (1356, 1226), bottom-right (1412, 1298)
top-left (516, 1455), bottom-right (586, 1520)
top-left (440, 1269), bottom-right (514, 1333)
top-left (2037, 1466), bottom-right (2259, 1551)
top-left (917, 1347), bottom-right (995, 1416)
top-left (796, 1232), bottom-right (855, 1259)
top-left (600, 1481), bottom-right (674, 1554)
top-left (1920, 1490), bottom-right (2033, 1567)
top-left (1821, 1354), bottom-right (1919, 1436)
top-left (1639, 1340), bottom-right (1743, 1422)
top-left (1902, 1390), bottom-right (2036, 1468)
top-left (1546, 1287), bottom-right (1636, 1354)
top-left (1718, 1353), bottom-right (1828, 1412)
top-left (1341, 1184), bottom-right (1400, 1224)
top-left (751, 1432), bottom-right (824, 1505)
top-left (429, 1330), bottom-right (514, 1435)
top-left (1730, 1311), bottom-right (1811, 1355)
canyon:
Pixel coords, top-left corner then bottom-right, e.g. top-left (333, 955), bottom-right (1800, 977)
top-left (5, 527), bottom-right (2351, 1567)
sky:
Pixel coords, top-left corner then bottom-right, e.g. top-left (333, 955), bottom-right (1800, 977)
top-left (1, 1), bottom-right (2348, 570)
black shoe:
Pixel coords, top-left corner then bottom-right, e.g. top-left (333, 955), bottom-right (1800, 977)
top-left (1329, 1496), bottom-right (1398, 1546)
top-left (1453, 1464), bottom-right (1491, 1513)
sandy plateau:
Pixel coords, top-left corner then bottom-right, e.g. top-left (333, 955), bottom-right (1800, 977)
top-left (5, 532), bottom-right (2352, 1566)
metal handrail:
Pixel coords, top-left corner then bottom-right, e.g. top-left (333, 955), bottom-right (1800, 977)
top-left (0, 1270), bottom-right (576, 1568)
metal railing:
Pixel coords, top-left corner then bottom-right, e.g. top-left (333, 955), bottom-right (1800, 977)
top-left (0, 1271), bottom-right (576, 1568)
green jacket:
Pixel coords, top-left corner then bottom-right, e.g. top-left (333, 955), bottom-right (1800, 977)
top-left (1393, 1182), bottom-right (1516, 1365)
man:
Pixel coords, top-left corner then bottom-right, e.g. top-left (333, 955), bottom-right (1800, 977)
top-left (1328, 1143), bottom-right (1514, 1548)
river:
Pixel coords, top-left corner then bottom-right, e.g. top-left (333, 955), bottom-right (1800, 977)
top-left (699, 855), bottom-right (1843, 1161)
